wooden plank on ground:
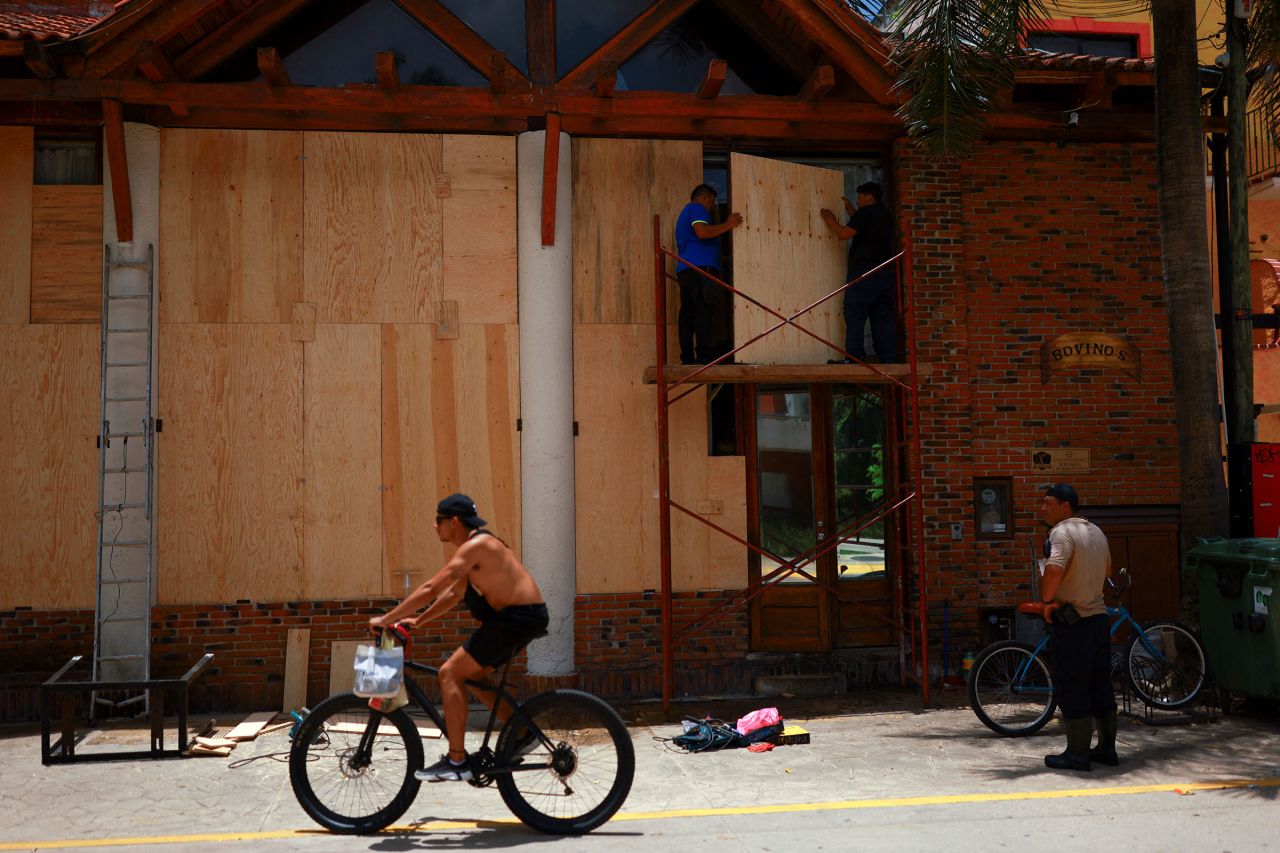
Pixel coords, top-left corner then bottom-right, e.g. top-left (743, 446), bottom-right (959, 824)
top-left (572, 138), bottom-right (701, 328)
top-left (304, 324), bottom-right (382, 598)
top-left (730, 153), bottom-right (846, 364)
top-left (441, 134), bottom-right (515, 324)
top-left (224, 711), bottom-right (277, 741)
top-left (159, 128), bottom-right (304, 323)
top-left (329, 640), bottom-right (361, 696)
top-left (157, 324), bottom-right (304, 604)
top-left (30, 185), bottom-right (102, 324)
top-left (0, 125), bottom-right (33, 324)
top-left (0, 324), bottom-right (99, 609)
top-left (304, 132), bottom-right (442, 324)
top-left (283, 628), bottom-right (310, 712)
top-left (328, 721), bottom-right (442, 739)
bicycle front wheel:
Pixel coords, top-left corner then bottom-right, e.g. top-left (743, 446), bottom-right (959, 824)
top-left (289, 692), bottom-right (424, 834)
top-left (1126, 621), bottom-right (1206, 711)
top-left (968, 641), bottom-right (1057, 736)
top-left (495, 689), bottom-right (634, 835)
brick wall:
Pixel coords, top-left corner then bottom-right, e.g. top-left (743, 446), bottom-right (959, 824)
top-left (895, 140), bottom-right (1179, 669)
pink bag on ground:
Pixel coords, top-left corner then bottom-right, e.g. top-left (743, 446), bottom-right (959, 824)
top-left (736, 707), bottom-right (782, 736)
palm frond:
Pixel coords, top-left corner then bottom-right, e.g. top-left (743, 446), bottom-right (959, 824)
top-left (882, 0), bottom-right (1052, 158)
top-left (1247, 0), bottom-right (1280, 146)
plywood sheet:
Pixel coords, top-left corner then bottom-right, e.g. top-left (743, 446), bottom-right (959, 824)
top-left (380, 323), bottom-right (521, 587)
top-left (30, 185), bottom-right (102, 324)
top-left (304, 132), bottom-right (442, 324)
top-left (0, 126), bottom-right (33, 324)
top-left (441, 135), bottom-right (516, 324)
top-left (304, 323), bottom-right (382, 598)
top-left (157, 324), bottom-right (305, 604)
top-left (160, 128), bottom-right (304, 324)
top-left (573, 323), bottom-right (747, 594)
top-left (731, 153), bottom-right (846, 364)
top-left (329, 640), bottom-right (361, 696)
top-left (572, 139), bottom-right (702, 327)
top-left (0, 324), bottom-right (99, 609)
top-left (283, 628), bottom-right (310, 712)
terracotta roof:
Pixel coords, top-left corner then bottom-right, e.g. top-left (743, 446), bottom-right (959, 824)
top-left (1015, 50), bottom-right (1154, 73)
top-left (0, 3), bottom-right (111, 42)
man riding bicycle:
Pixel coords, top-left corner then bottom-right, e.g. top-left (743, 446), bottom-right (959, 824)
top-left (369, 493), bottom-right (549, 782)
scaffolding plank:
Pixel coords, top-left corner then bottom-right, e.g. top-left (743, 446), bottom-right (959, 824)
top-left (441, 134), bottom-right (516, 324)
top-left (157, 324), bottom-right (304, 604)
top-left (304, 132), bottom-right (443, 324)
top-left (0, 125), bottom-right (32, 324)
top-left (0, 324), bottom-right (98, 609)
top-left (30, 185), bottom-right (102, 324)
top-left (571, 138), bottom-right (701, 327)
top-left (160, 128), bottom-right (304, 324)
top-left (730, 153), bottom-right (846, 364)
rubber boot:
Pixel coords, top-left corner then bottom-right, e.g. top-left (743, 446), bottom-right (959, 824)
top-left (1044, 717), bottom-right (1093, 771)
top-left (1090, 709), bottom-right (1119, 767)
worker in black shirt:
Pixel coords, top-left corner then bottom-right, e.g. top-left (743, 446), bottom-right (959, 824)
top-left (820, 181), bottom-right (898, 364)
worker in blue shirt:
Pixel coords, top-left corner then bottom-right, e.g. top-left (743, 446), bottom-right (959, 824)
top-left (674, 184), bottom-right (743, 364)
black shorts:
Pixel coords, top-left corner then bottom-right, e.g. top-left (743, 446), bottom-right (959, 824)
top-left (464, 603), bottom-right (550, 667)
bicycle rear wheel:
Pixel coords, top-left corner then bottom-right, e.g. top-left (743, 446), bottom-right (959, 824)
top-left (289, 692), bottom-right (424, 834)
top-left (495, 689), bottom-right (634, 835)
top-left (1126, 621), bottom-right (1206, 711)
top-left (968, 641), bottom-right (1057, 736)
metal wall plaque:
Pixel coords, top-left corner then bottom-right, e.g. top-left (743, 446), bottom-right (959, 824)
top-left (1031, 448), bottom-right (1091, 474)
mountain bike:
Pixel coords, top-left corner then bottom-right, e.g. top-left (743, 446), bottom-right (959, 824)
top-left (968, 570), bottom-right (1207, 736)
top-left (288, 631), bottom-right (634, 835)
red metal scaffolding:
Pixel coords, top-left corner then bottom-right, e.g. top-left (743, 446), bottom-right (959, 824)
top-left (651, 215), bottom-right (931, 716)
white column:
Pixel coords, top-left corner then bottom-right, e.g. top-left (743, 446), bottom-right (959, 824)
top-left (517, 130), bottom-right (575, 676)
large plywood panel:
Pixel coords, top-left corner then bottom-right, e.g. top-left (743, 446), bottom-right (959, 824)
top-left (0, 325), bottom-right (99, 608)
top-left (305, 323), bottom-right (382, 599)
top-left (573, 324), bottom-right (747, 594)
top-left (304, 133), bottom-right (442, 324)
top-left (30, 185), bottom-right (102, 324)
top-left (158, 324), bottom-right (304, 603)
top-left (160, 129), bottom-right (304, 324)
top-left (381, 323), bottom-right (520, 591)
top-left (731, 153), bottom-right (846, 364)
top-left (572, 139), bottom-right (701, 326)
top-left (441, 135), bottom-right (516, 324)
top-left (0, 126), bottom-right (33, 324)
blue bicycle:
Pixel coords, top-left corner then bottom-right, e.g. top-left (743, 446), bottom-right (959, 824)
top-left (969, 571), bottom-right (1207, 736)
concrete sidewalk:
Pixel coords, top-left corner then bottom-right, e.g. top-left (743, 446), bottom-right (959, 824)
top-left (3, 690), bottom-right (1279, 849)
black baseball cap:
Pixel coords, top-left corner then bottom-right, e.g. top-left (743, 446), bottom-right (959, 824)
top-left (1044, 483), bottom-right (1079, 510)
top-left (436, 493), bottom-right (486, 527)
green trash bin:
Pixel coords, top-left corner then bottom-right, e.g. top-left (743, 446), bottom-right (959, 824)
top-left (1187, 538), bottom-right (1280, 700)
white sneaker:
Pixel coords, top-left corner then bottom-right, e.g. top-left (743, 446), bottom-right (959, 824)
top-left (415, 753), bottom-right (473, 782)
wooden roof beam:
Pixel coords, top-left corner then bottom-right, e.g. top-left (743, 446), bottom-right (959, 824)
top-left (594, 60), bottom-right (618, 97)
top-left (82, 0), bottom-right (225, 78)
top-left (173, 0), bottom-right (314, 81)
top-left (798, 64), bottom-right (834, 101)
top-left (375, 51), bottom-right (400, 90)
top-left (525, 0), bottom-right (556, 87)
top-left (560, 0), bottom-right (699, 89)
top-left (135, 41), bottom-right (190, 116)
top-left (102, 99), bottom-right (133, 242)
top-left (490, 53), bottom-right (508, 94)
top-left (542, 113), bottom-right (561, 246)
top-left (257, 48), bottom-right (292, 87)
top-left (396, 0), bottom-right (529, 88)
top-left (697, 59), bottom-right (727, 99)
top-left (23, 41), bottom-right (59, 79)
top-left (774, 0), bottom-right (895, 105)
top-left (709, 0), bottom-right (816, 83)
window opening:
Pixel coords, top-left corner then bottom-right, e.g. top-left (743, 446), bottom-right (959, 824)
top-left (755, 385), bottom-right (815, 584)
top-left (556, 0), bottom-right (650, 79)
top-left (1027, 32), bottom-right (1138, 58)
top-left (439, 0), bottom-right (528, 75)
top-left (832, 386), bottom-right (887, 580)
top-left (282, 0), bottom-right (485, 87)
top-left (35, 134), bottom-right (101, 185)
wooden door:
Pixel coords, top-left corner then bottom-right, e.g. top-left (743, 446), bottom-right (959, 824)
top-left (1099, 522), bottom-right (1181, 623)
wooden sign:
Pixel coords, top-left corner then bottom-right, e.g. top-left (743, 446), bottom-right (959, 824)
top-left (1040, 333), bottom-right (1140, 383)
top-left (1031, 448), bottom-right (1091, 474)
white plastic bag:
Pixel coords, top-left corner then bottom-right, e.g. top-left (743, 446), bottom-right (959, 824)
top-left (352, 642), bottom-right (404, 699)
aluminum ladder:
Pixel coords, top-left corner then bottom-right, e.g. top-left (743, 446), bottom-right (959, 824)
top-left (92, 242), bottom-right (157, 715)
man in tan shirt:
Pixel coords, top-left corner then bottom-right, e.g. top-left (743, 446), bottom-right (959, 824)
top-left (1039, 483), bottom-right (1117, 772)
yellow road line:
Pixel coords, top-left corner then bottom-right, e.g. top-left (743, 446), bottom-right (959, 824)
top-left (5, 777), bottom-right (1279, 850)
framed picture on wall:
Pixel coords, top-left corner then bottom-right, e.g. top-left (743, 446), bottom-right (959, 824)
top-left (975, 478), bottom-right (1013, 540)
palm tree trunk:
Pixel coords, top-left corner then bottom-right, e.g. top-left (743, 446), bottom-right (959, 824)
top-left (1151, 0), bottom-right (1230, 573)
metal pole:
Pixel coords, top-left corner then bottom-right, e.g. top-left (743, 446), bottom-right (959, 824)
top-left (654, 215), bottom-right (674, 718)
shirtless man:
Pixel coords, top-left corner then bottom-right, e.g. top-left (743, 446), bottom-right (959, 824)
top-left (369, 493), bottom-right (548, 782)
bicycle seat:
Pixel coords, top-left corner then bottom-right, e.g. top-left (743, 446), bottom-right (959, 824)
top-left (1017, 601), bottom-right (1058, 621)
